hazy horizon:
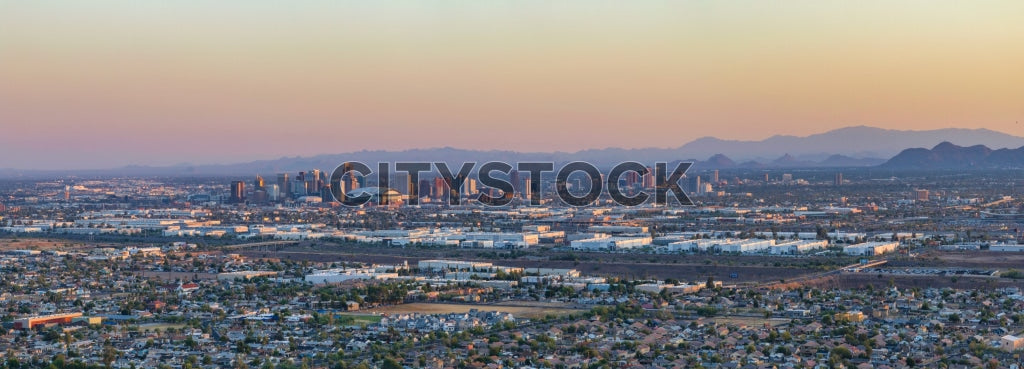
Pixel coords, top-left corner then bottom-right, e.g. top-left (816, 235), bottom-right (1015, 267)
top-left (3, 1), bottom-right (1023, 170)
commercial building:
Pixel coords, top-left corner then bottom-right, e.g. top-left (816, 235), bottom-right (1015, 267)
top-left (304, 268), bottom-right (399, 285)
top-left (462, 232), bottom-right (539, 248)
top-left (276, 173), bottom-right (289, 200)
top-left (843, 241), bottom-right (899, 256)
top-left (229, 181), bottom-right (245, 203)
top-left (418, 260), bottom-right (494, 272)
top-left (771, 240), bottom-right (830, 254)
top-left (14, 313), bottom-right (83, 330)
top-left (570, 235), bottom-right (652, 251)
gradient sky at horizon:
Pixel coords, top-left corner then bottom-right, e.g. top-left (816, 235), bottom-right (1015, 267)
top-left (2, 1), bottom-right (1023, 170)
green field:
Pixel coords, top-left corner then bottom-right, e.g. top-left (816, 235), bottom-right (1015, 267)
top-left (335, 314), bottom-right (383, 327)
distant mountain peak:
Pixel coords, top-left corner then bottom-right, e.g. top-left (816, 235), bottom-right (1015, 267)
top-left (776, 153), bottom-right (796, 161)
top-left (881, 143), bottom-right (1024, 170)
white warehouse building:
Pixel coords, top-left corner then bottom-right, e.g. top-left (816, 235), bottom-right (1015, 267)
top-left (570, 235), bottom-right (652, 251)
top-left (843, 241), bottom-right (899, 256)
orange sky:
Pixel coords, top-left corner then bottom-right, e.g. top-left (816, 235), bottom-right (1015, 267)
top-left (1, 1), bottom-right (1023, 169)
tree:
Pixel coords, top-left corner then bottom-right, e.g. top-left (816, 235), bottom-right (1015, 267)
top-left (101, 345), bottom-right (119, 367)
top-left (381, 357), bottom-right (402, 369)
top-left (816, 226), bottom-right (829, 240)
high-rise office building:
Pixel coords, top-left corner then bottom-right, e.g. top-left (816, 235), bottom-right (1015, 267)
top-left (447, 173), bottom-right (466, 201)
top-left (834, 173), bottom-right (843, 186)
top-left (510, 170), bottom-right (521, 197)
top-left (254, 175), bottom-right (264, 190)
top-left (308, 169), bottom-right (321, 194)
top-left (642, 167), bottom-right (654, 189)
top-left (624, 171), bottom-right (639, 189)
top-left (394, 172), bottom-right (411, 198)
top-left (292, 179), bottom-right (308, 197)
top-left (341, 163), bottom-right (361, 194)
top-left (251, 189), bottom-right (268, 204)
top-left (462, 178), bottom-right (477, 197)
top-left (915, 189), bottom-right (929, 201)
top-left (277, 173), bottom-right (289, 200)
top-left (697, 182), bottom-right (712, 196)
top-left (267, 184), bottom-right (280, 201)
top-left (320, 185), bottom-right (334, 203)
top-left (229, 181), bottom-right (245, 203)
top-left (711, 170), bottom-right (719, 184)
top-left (418, 179), bottom-right (431, 202)
top-left (433, 177), bottom-right (445, 199)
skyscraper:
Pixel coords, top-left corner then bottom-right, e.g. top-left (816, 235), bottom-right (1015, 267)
top-left (292, 178), bottom-right (308, 197)
top-left (320, 184), bottom-right (334, 203)
top-left (834, 173), bottom-right (843, 186)
top-left (418, 179), bottom-right (431, 202)
top-left (462, 178), bottom-right (477, 198)
top-left (624, 170), bottom-right (639, 189)
top-left (277, 173), bottom-right (289, 200)
top-left (510, 170), bottom-right (522, 197)
top-left (267, 184), bottom-right (280, 201)
top-left (395, 172), bottom-right (411, 198)
top-left (254, 175), bottom-right (264, 190)
top-left (711, 170), bottom-right (719, 184)
top-left (308, 169), bottom-right (320, 194)
top-left (433, 177), bottom-right (445, 199)
top-left (229, 181), bottom-right (245, 204)
top-left (346, 166), bottom-right (361, 193)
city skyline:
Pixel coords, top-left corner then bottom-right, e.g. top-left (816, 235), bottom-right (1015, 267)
top-left (4, 3), bottom-right (1024, 368)
top-left (2, 1), bottom-right (1023, 169)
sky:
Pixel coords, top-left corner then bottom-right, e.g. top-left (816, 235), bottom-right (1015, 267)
top-left (1, 1), bottom-right (1023, 170)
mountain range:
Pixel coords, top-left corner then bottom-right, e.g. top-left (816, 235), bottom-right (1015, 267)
top-left (880, 142), bottom-right (1024, 169)
top-left (1, 126), bottom-right (1023, 178)
top-left (677, 126), bottom-right (1024, 160)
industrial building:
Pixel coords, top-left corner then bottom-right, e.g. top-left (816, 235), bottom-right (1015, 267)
top-left (570, 235), bottom-right (653, 251)
top-left (14, 313), bottom-right (84, 330)
top-left (843, 241), bottom-right (899, 256)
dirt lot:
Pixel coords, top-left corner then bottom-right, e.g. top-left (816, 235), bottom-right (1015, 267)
top-left (0, 237), bottom-right (112, 251)
top-left (362, 302), bottom-right (583, 319)
top-left (892, 250), bottom-right (1024, 269)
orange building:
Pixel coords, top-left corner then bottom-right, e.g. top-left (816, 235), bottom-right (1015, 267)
top-left (14, 312), bottom-right (83, 330)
